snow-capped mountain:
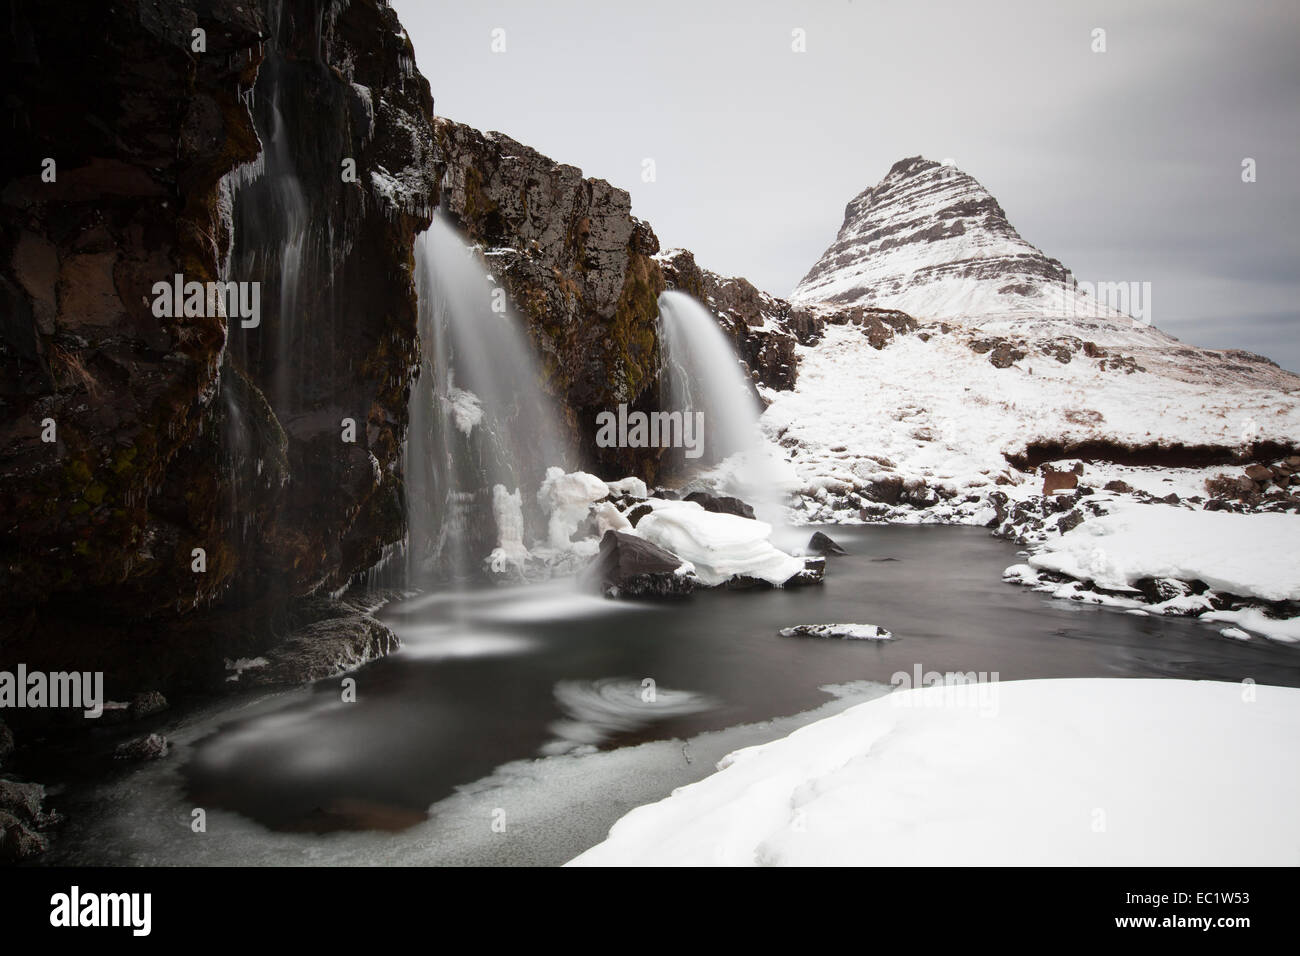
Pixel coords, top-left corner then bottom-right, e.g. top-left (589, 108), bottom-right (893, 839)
top-left (758, 156), bottom-right (1300, 540)
top-left (792, 156), bottom-right (1117, 322)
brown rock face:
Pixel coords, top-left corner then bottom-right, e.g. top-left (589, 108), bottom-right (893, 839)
top-left (1, 0), bottom-right (265, 613)
top-left (226, 0), bottom-right (436, 599)
top-left (1042, 464), bottom-right (1083, 495)
top-left (434, 119), bottom-right (664, 479)
top-left (1, 0), bottom-right (436, 687)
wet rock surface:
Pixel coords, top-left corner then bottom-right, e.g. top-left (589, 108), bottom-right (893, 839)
top-left (807, 531), bottom-right (848, 555)
top-left (1, 0), bottom-right (434, 690)
top-left (114, 733), bottom-right (170, 762)
top-left (589, 530), bottom-right (697, 599)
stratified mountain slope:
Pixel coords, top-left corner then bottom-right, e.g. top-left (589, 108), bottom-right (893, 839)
top-left (793, 156), bottom-right (1111, 321)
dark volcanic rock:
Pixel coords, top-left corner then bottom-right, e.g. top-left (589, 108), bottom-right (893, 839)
top-left (114, 733), bottom-right (169, 761)
top-left (626, 503), bottom-right (654, 527)
top-left (807, 531), bottom-right (848, 555)
top-left (786, 556), bottom-right (827, 587)
top-left (589, 530), bottom-right (695, 599)
top-left (237, 609), bottom-right (401, 686)
top-left (1, 0), bottom-right (435, 689)
top-left (684, 490), bottom-right (756, 519)
top-left (0, 809), bottom-right (48, 863)
top-left (128, 691), bottom-right (168, 720)
top-left (0, 779), bottom-right (49, 822)
top-left (1, 0), bottom-right (265, 612)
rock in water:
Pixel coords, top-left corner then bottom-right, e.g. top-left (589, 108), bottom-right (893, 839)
top-left (785, 557), bottom-right (827, 587)
top-left (0, 810), bottom-right (48, 863)
top-left (779, 623), bottom-right (894, 641)
top-left (128, 691), bottom-right (168, 720)
top-left (683, 491), bottom-right (757, 519)
top-left (114, 734), bottom-right (169, 762)
top-left (589, 531), bottom-right (697, 599)
top-left (806, 531), bottom-right (848, 555)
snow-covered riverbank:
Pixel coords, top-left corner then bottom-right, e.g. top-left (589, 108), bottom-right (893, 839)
top-left (1004, 500), bottom-right (1300, 642)
top-left (568, 678), bottom-right (1300, 866)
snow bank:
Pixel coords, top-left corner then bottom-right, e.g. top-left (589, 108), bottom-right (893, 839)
top-left (1028, 501), bottom-right (1300, 603)
top-left (633, 500), bottom-right (805, 587)
top-left (568, 678), bottom-right (1300, 866)
top-left (1202, 608), bottom-right (1300, 644)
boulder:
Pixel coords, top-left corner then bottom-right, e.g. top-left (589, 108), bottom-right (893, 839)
top-left (784, 557), bottom-right (827, 587)
top-left (237, 611), bottom-right (400, 686)
top-left (806, 531), bottom-right (847, 555)
top-left (779, 623), bottom-right (893, 641)
top-left (989, 342), bottom-right (1026, 368)
top-left (128, 691), bottom-right (168, 720)
top-left (683, 491), bottom-right (756, 519)
top-left (0, 810), bottom-right (47, 863)
top-left (0, 780), bottom-right (48, 821)
top-left (589, 530), bottom-right (696, 599)
top-left (1042, 463), bottom-right (1082, 495)
top-left (1056, 509), bottom-right (1085, 534)
top-left (114, 733), bottom-right (169, 761)
top-left (1244, 464), bottom-right (1273, 482)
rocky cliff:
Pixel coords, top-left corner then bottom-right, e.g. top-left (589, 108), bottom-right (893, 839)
top-left (433, 119), bottom-right (666, 479)
top-left (0, 0), bottom-right (435, 692)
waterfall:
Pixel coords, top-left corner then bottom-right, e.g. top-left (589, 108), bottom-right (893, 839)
top-left (657, 290), bottom-right (798, 545)
top-left (404, 213), bottom-right (570, 587)
top-left (658, 290), bottom-right (764, 465)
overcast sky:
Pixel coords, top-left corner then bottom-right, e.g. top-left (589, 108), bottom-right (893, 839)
top-left (393, 0), bottom-right (1300, 371)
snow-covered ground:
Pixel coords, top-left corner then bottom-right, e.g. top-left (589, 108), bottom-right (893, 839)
top-left (1026, 500), bottom-right (1299, 602)
top-left (763, 321), bottom-right (1300, 528)
top-left (1004, 500), bottom-right (1300, 641)
top-left (569, 678), bottom-right (1300, 866)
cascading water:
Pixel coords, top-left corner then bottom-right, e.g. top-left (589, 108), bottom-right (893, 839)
top-left (657, 290), bottom-right (799, 546)
top-left (405, 213), bottom-right (570, 587)
top-left (658, 291), bottom-right (764, 465)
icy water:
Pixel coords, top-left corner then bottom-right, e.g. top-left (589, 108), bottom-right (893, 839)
top-left (38, 525), bottom-right (1300, 866)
